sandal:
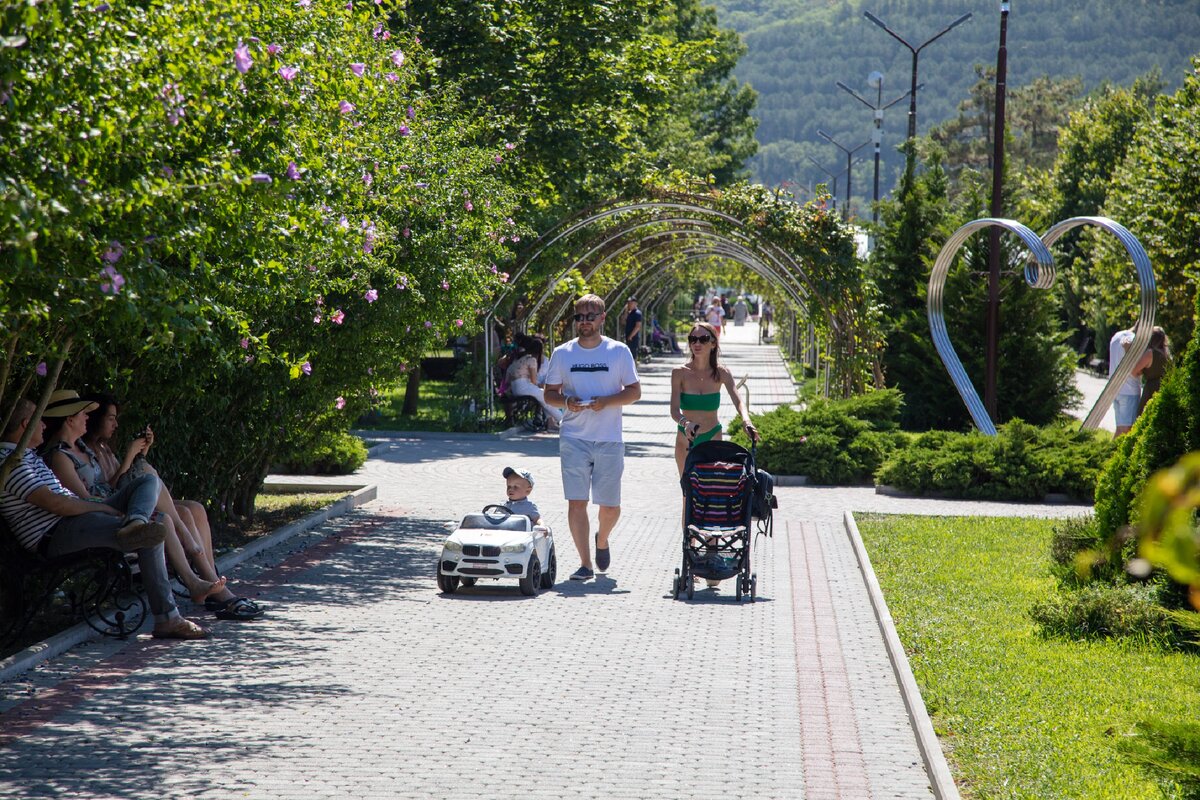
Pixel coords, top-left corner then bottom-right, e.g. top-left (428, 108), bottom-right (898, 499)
top-left (152, 617), bottom-right (210, 640)
top-left (205, 596), bottom-right (264, 621)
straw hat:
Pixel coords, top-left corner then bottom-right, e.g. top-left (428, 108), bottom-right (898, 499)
top-left (42, 389), bottom-right (99, 418)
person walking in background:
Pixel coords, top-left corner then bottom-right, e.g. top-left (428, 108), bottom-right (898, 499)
top-left (623, 297), bottom-right (643, 353)
top-left (705, 297), bottom-right (726, 339)
top-left (544, 294), bottom-right (641, 581)
top-left (1108, 328), bottom-right (1141, 436)
top-left (1133, 326), bottom-right (1171, 416)
top-left (732, 296), bottom-right (748, 327)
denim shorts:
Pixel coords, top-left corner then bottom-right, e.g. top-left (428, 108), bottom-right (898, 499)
top-left (1113, 393), bottom-right (1139, 428)
top-left (559, 436), bottom-right (624, 507)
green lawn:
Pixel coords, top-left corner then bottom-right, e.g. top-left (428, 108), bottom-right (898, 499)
top-left (356, 379), bottom-right (506, 432)
top-left (856, 514), bottom-right (1199, 799)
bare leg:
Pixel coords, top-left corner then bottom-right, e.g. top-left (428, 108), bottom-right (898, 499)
top-left (597, 505), bottom-right (620, 550)
top-left (179, 501), bottom-right (234, 603)
top-left (156, 485), bottom-right (202, 559)
top-left (160, 515), bottom-right (225, 602)
top-left (674, 432), bottom-right (688, 476)
top-left (567, 499), bottom-right (592, 569)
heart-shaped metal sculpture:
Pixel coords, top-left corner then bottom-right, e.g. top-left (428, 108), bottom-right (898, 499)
top-left (928, 216), bottom-right (1156, 435)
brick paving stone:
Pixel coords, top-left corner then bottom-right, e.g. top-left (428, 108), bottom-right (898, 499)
top-left (0, 322), bottom-right (1095, 799)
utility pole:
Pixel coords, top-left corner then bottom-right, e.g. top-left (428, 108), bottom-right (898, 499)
top-left (984, 1), bottom-right (1010, 419)
top-left (836, 73), bottom-right (918, 224)
top-left (817, 130), bottom-right (871, 221)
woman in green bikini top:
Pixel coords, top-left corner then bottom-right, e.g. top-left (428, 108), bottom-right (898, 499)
top-left (670, 321), bottom-right (760, 475)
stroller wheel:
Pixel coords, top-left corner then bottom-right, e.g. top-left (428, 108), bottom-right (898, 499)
top-left (686, 577), bottom-right (694, 601)
top-left (735, 578), bottom-right (743, 602)
top-left (672, 568), bottom-right (681, 600)
top-left (750, 574), bottom-right (757, 603)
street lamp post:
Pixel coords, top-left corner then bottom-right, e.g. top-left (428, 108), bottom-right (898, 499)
top-left (817, 130), bottom-right (872, 220)
top-left (805, 155), bottom-right (840, 213)
top-left (836, 73), bottom-right (920, 223)
top-left (863, 10), bottom-right (973, 143)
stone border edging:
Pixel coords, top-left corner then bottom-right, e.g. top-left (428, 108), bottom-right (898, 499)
top-left (0, 484), bottom-right (377, 686)
top-left (875, 484), bottom-right (1087, 506)
top-left (843, 510), bottom-right (961, 800)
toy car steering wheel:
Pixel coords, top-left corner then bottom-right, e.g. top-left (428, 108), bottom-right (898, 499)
top-left (481, 504), bottom-right (512, 523)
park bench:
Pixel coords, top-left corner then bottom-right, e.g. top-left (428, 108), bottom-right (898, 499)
top-left (0, 517), bottom-right (147, 650)
top-left (493, 364), bottom-right (548, 432)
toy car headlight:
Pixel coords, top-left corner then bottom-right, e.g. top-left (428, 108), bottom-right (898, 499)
top-left (501, 543), bottom-right (527, 553)
top-left (443, 540), bottom-right (463, 553)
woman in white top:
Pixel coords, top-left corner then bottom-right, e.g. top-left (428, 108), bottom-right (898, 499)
top-left (704, 298), bottom-right (726, 338)
top-left (506, 335), bottom-right (563, 429)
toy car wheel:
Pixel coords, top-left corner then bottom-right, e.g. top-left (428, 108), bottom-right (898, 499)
top-left (437, 569), bottom-right (460, 595)
top-left (540, 546), bottom-right (556, 589)
top-left (519, 554), bottom-right (541, 596)
top-left (460, 577), bottom-right (477, 587)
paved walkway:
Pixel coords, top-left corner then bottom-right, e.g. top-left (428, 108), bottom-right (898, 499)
top-left (0, 323), bottom-right (1093, 799)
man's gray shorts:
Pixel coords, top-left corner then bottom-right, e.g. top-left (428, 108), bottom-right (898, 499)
top-left (560, 436), bottom-right (624, 506)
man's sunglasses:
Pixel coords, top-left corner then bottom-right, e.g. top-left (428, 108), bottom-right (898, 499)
top-left (687, 334), bottom-right (713, 344)
top-left (573, 312), bottom-right (602, 322)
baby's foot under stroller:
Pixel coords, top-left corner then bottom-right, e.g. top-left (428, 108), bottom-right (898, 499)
top-left (673, 439), bottom-right (773, 602)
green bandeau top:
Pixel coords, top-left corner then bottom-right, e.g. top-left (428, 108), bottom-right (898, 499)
top-left (679, 391), bottom-right (720, 412)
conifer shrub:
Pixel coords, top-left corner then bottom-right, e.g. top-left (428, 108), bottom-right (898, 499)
top-left (728, 388), bottom-right (904, 484)
top-left (876, 420), bottom-right (1113, 501)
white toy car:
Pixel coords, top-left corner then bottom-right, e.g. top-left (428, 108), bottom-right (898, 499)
top-left (437, 504), bottom-right (557, 596)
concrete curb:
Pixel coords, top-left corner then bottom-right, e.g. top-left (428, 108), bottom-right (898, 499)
top-left (874, 484), bottom-right (1090, 507)
top-left (843, 510), bottom-right (961, 800)
top-left (0, 484), bottom-right (377, 686)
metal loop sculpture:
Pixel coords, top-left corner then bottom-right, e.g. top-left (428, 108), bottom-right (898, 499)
top-left (929, 216), bottom-right (1156, 435)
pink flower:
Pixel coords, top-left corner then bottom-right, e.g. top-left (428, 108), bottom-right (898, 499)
top-left (332, 309), bottom-right (345, 325)
top-left (402, 227), bottom-right (410, 238)
top-left (364, 288), bottom-right (378, 303)
top-left (35, 362), bottom-right (47, 377)
top-left (314, 314), bottom-right (322, 323)
top-left (278, 66), bottom-right (298, 80)
top-left (362, 171), bottom-right (372, 187)
top-left (297, 0), bottom-right (310, 6)
top-left (464, 200), bottom-right (473, 211)
top-left (286, 161), bottom-right (301, 180)
top-left (338, 100), bottom-right (355, 114)
top-left (407, 105), bottom-right (415, 119)
top-left (424, 321), bottom-right (432, 328)
top-left (391, 49), bottom-right (404, 67)
top-left (455, 319), bottom-right (464, 327)
top-left (494, 155), bottom-right (503, 164)
top-left (500, 272), bottom-right (509, 283)
top-left (267, 43), bottom-right (280, 56)
top-left (301, 361), bottom-right (312, 375)
top-left (504, 142), bottom-right (515, 150)
top-left (100, 265), bottom-right (125, 295)
top-left (398, 124), bottom-right (410, 136)
top-left (385, 72), bottom-right (399, 82)
top-left (335, 396), bottom-right (346, 410)
top-left (234, 41), bottom-right (254, 74)
top-left (240, 338), bottom-right (250, 349)
top-left (250, 172), bottom-right (272, 183)
top-left (441, 280), bottom-right (449, 290)
top-left (102, 241), bottom-right (124, 264)
top-left (350, 63), bottom-right (366, 77)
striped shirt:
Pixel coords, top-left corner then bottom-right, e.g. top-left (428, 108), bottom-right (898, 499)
top-left (0, 444), bottom-right (73, 552)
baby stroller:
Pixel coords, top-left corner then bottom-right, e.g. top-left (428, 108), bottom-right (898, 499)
top-left (673, 439), bottom-right (775, 602)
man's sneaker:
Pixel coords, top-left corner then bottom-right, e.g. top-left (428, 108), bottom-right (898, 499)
top-left (115, 520), bottom-right (167, 551)
top-left (569, 566), bottom-right (595, 581)
top-left (595, 534), bottom-right (611, 572)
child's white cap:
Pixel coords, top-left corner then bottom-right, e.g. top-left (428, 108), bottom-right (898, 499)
top-left (502, 466), bottom-right (534, 487)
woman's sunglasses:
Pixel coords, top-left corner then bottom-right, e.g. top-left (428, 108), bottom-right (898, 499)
top-left (687, 334), bottom-right (712, 344)
top-left (573, 312), bottom-right (602, 322)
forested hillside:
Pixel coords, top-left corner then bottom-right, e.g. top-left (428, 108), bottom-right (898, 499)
top-left (710, 0), bottom-right (1200, 208)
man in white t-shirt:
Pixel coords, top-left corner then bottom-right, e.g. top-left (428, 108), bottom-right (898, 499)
top-left (1108, 328), bottom-right (1141, 436)
top-left (544, 294), bottom-right (642, 581)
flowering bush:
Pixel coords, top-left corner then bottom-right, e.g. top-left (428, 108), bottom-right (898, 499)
top-left (0, 1), bottom-right (520, 517)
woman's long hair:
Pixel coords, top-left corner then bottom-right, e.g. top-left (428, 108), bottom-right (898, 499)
top-left (689, 321), bottom-right (721, 382)
top-left (83, 393), bottom-right (119, 446)
top-left (514, 333), bottom-right (546, 368)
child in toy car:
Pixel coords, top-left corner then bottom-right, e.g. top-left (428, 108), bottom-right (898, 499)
top-left (436, 466), bottom-right (556, 596)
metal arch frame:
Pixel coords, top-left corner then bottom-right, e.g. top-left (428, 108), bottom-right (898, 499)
top-left (534, 222), bottom-right (818, 333)
top-left (929, 215), bottom-right (1156, 435)
top-left (543, 234), bottom-right (814, 340)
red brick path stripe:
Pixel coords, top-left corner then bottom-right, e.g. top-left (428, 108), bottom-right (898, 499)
top-left (0, 517), bottom-right (383, 746)
top-left (789, 519), bottom-right (873, 799)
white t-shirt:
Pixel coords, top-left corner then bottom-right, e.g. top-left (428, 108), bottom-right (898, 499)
top-left (1108, 329), bottom-right (1140, 396)
top-left (705, 305), bottom-right (725, 328)
top-left (544, 337), bottom-right (639, 443)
